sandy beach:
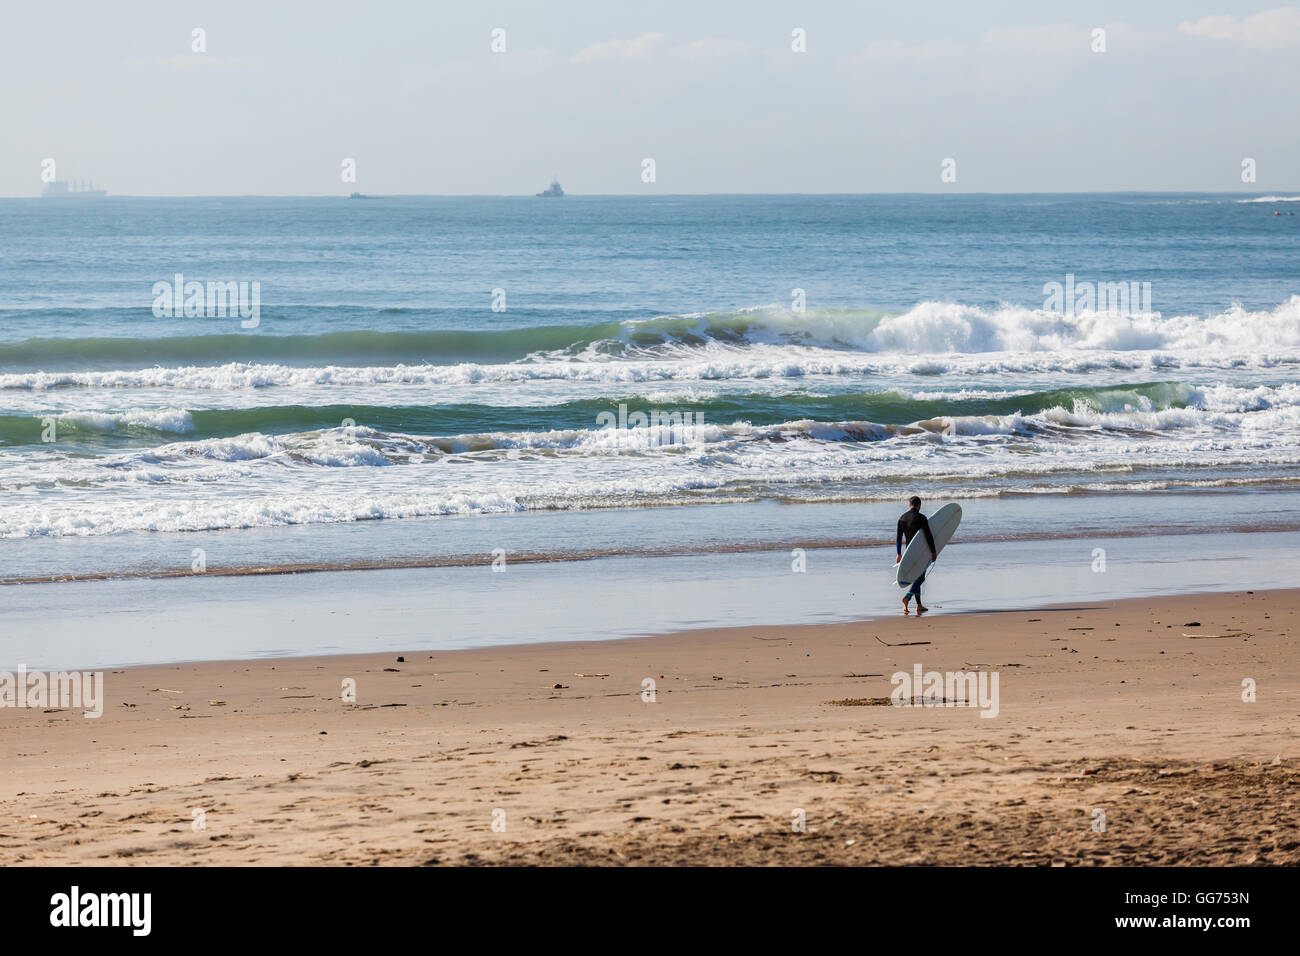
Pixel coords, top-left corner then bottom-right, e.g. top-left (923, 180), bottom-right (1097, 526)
top-left (3, 587), bottom-right (1295, 866)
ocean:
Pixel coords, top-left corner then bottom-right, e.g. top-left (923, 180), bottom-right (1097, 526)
top-left (2, 192), bottom-right (1299, 605)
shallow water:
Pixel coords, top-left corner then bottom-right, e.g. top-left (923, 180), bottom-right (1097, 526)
top-left (9, 527), bottom-right (1300, 670)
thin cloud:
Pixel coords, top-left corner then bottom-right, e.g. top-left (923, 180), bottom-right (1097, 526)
top-left (1178, 6), bottom-right (1300, 48)
top-left (572, 33), bottom-right (668, 63)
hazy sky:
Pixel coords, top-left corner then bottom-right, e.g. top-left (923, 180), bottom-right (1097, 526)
top-left (4, 1), bottom-right (1298, 195)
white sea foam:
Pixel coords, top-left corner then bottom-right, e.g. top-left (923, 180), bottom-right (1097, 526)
top-left (2, 298), bottom-right (1298, 392)
top-left (0, 346), bottom-right (1289, 393)
top-left (0, 491), bottom-right (528, 538)
top-left (57, 407), bottom-right (195, 433)
top-left (0, 382), bottom-right (1295, 501)
top-left (3, 298), bottom-right (1298, 538)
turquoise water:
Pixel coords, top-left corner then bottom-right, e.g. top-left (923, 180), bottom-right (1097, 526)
top-left (1, 193), bottom-right (1298, 575)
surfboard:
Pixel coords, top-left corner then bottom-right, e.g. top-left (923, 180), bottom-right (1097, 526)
top-left (896, 502), bottom-right (962, 588)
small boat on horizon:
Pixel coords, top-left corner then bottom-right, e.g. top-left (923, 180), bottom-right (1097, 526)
top-left (536, 178), bottom-right (564, 198)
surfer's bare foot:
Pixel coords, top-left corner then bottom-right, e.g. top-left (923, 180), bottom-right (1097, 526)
top-left (916, 603), bottom-right (928, 615)
top-left (902, 597), bottom-right (911, 615)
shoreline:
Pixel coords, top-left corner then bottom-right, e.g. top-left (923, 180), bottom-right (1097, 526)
top-left (7, 525), bottom-right (1300, 672)
top-left (7, 486), bottom-right (1300, 588)
top-left (14, 583), bottom-right (1300, 676)
top-left (7, 512), bottom-right (1300, 587)
top-left (3, 588), bottom-right (1295, 865)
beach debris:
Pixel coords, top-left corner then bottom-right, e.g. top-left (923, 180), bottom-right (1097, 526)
top-left (828, 697), bottom-right (892, 706)
top-left (383, 667), bottom-right (400, 672)
top-left (874, 636), bottom-right (931, 647)
top-left (1184, 622), bottom-right (1201, 627)
top-left (396, 656), bottom-right (405, 662)
top-left (843, 672), bottom-right (884, 678)
top-left (279, 694), bottom-right (313, 699)
top-left (151, 688), bottom-right (182, 694)
top-left (551, 683), bottom-right (568, 689)
top-left (806, 769), bottom-right (842, 782)
top-left (1183, 632), bottom-right (1249, 639)
top-left (1067, 627), bottom-right (1093, 631)
top-left (573, 673), bottom-right (609, 678)
top-left (207, 700), bottom-right (227, 706)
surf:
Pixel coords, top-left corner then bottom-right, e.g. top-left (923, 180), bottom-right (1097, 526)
top-left (3, 297), bottom-right (1299, 375)
top-left (3, 381), bottom-right (1298, 449)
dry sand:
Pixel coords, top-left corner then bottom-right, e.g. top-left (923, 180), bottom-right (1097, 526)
top-left (2, 589), bottom-right (1296, 865)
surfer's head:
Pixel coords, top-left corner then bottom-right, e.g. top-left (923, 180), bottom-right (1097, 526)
top-left (909, 496), bottom-right (922, 509)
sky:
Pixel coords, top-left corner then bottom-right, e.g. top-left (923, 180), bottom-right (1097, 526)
top-left (2, 0), bottom-right (1298, 196)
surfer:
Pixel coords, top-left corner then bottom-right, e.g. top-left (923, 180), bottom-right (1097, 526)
top-left (895, 496), bottom-right (937, 615)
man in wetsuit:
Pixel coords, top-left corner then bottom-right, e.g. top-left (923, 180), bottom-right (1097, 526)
top-left (895, 496), bottom-right (937, 615)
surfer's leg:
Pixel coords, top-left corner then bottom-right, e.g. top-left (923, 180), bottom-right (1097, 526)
top-left (911, 571), bottom-right (927, 613)
top-left (903, 569), bottom-right (925, 614)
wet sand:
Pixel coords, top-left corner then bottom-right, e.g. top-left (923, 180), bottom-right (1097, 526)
top-left (2, 588), bottom-right (1296, 865)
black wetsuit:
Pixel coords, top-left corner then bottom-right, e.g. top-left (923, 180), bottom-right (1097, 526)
top-left (897, 510), bottom-right (936, 556)
top-left (896, 509), bottom-right (936, 597)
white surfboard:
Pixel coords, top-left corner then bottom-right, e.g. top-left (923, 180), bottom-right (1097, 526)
top-left (896, 502), bottom-right (962, 588)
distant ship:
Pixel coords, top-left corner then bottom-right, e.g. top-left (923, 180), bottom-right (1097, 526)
top-left (536, 178), bottom-right (564, 198)
top-left (348, 192), bottom-right (372, 199)
top-left (42, 179), bottom-right (107, 199)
